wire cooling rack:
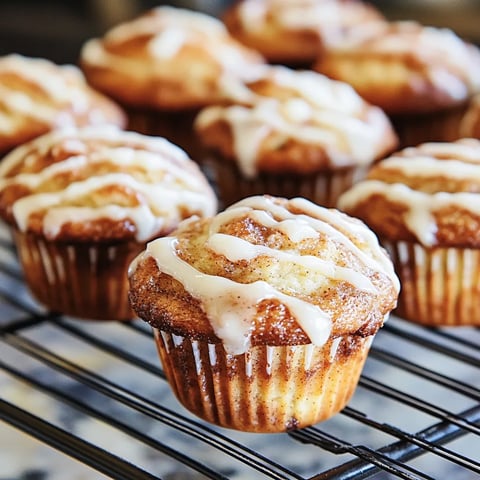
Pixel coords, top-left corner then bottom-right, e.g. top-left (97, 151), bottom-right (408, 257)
top-left (0, 223), bottom-right (479, 480)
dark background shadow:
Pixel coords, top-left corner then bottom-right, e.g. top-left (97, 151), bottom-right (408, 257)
top-left (0, 0), bottom-right (479, 65)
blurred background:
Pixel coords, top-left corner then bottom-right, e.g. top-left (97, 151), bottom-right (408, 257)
top-left (0, 0), bottom-right (479, 64)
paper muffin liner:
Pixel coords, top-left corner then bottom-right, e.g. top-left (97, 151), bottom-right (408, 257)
top-left (153, 329), bottom-right (374, 433)
top-left (208, 156), bottom-right (369, 208)
top-left (391, 106), bottom-right (467, 148)
top-left (126, 108), bottom-right (204, 161)
top-left (383, 240), bottom-right (480, 326)
top-left (12, 228), bottom-right (143, 321)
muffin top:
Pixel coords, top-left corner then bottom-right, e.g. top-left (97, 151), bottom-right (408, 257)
top-left (195, 66), bottom-right (398, 177)
top-left (80, 6), bottom-right (265, 110)
top-left (314, 21), bottom-right (480, 114)
top-left (129, 195), bottom-right (399, 354)
top-left (223, 0), bottom-right (384, 65)
top-left (338, 139), bottom-right (480, 247)
top-left (0, 126), bottom-right (217, 242)
top-left (0, 55), bottom-right (126, 156)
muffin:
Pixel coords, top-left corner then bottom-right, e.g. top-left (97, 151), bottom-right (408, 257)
top-left (128, 195), bottom-right (399, 432)
top-left (314, 21), bottom-right (480, 147)
top-left (195, 65), bottom-right (398, 208)
top-left (0, 54), bottom-right (126, 157)
top-left (223, 0), bottom-right (385, 68)
top-left (437, 93), bottom-right (480, 142)
top-left (0, 126), bottom-right (217, 320)
top-left (80, 6), bottom-right (265, 158)
top-left (338, 138), bottom-right (480, 326)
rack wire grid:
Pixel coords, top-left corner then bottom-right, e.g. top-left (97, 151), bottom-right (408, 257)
top-left (0, 222), bottom-right (479, 480)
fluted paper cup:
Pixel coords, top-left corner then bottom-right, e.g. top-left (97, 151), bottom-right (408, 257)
top-left (384, 240), bottom-right (480, 326)
top-left (209, 156), bottom-right (369, 208)
top-left (13, 228), bottom-right (142, 321)
top-left (154, 329), bottom-right (374, 433)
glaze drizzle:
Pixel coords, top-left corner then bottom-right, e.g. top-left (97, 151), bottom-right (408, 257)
top-left (338, 139), bottom-right (480, 247)
top-left (133, 195), bottom-right (399, 354)
top-left (0, 126), bottom-right (217, 241)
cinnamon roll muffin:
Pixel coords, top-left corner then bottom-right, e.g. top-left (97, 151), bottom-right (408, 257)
top-left (0, 54), bottom-right (126, 157)
top-left (314, 21), bottom-right (480, 147)
top-left (223, 0), bottom-right (385, 68)
top-left (338, 139), bottom-right (480, 326)
top-left (80, 6), bottom-right (265, 157)
top-left (195, 65), bottom-right (398, 207)
top-left (128, 195), bottom-right (399, 432)
top-left (0, 126), bottom-right (217, 320)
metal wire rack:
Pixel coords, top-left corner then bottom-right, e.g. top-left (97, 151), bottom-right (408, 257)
top-left (0, 223), bottom-right (479, 480)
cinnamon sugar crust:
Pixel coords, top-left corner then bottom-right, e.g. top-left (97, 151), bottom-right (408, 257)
top-left (195, 66), bottom-right (398, 177)
top-left (80, 6), bottom-right (265, 110)
top-left (129, 196), bottom-right (399, 349)
top-left (0, 126), bottom-right (217, 242)
top-left (315, 21), bottom-right (480, 115)
top-left (0, 54), bottom-right (126, 155)
top-left (223, 0), bottom-right (384, 65)
top-left (194, 120), bottom-right (336, 174)
top-left (338, 139), bottom-right (480, 247)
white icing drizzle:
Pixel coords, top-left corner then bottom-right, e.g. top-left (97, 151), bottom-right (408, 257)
top-left (148, 28), bottom-right (190, 59)
top-left (196, 89), bottom-right (390, 177)
top-left (0, 125), bottom-right (190, 176)
top-left (339, 180), bottom-right (480, 247)
top-left (0, 55), bottom-right (87, 105)
top-left (378, 156), bottom-right (480, 179)
top-left (145, 236), bottom-right (332, 355)
top-left (133, 195), bottom-right (398, 354)
top-left (404, 141), bottom-right (480, 164)
top-left (338, 139), bottom-right (480, 247)
top-left (12, 173), bottom-right (189, 242)
top-left (0, 147), bottom-right (206, 193)
top-left (210, 206), bottom-right (319, 243)
top-left (229, 196), bottom-right (399, 290)
top-left (0, 126), bottom-right (216, 241)
top-left (225, 65), bottom-right (366, 112)
top-left (336, 21), bottom-right (480, 93)
top-left (274, 68), bottom-right (364, 110)
top-left (0, 54), bottom-right (116, 135)
top-left (0, 86), bottom-right (73, 133)
top-left (236, 0), bottom-right (381, 34)
top-left (106, 6), bottom-right (226, 44)
top-left (81, 6), bottom-right (263, 98)
top-left (206, 233), bottom-right (377, 293)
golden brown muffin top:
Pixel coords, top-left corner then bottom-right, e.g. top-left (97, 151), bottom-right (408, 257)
top-left (0, 126), bottom-right (217, 242)
top-left (129, 195), bottom-right (399, 354)
top-left (0, 54), bottom-right (126, 156)
top-left (315, 21), bottom-right (480, 114)
top-left (223, 0), bottom-right (384, 65)
top-left (80, 6), bottom-right (265, 110)
top-left (195, 65), bottom-right (398, 177)
top-left (338, 138), bottom-right (480, 247)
